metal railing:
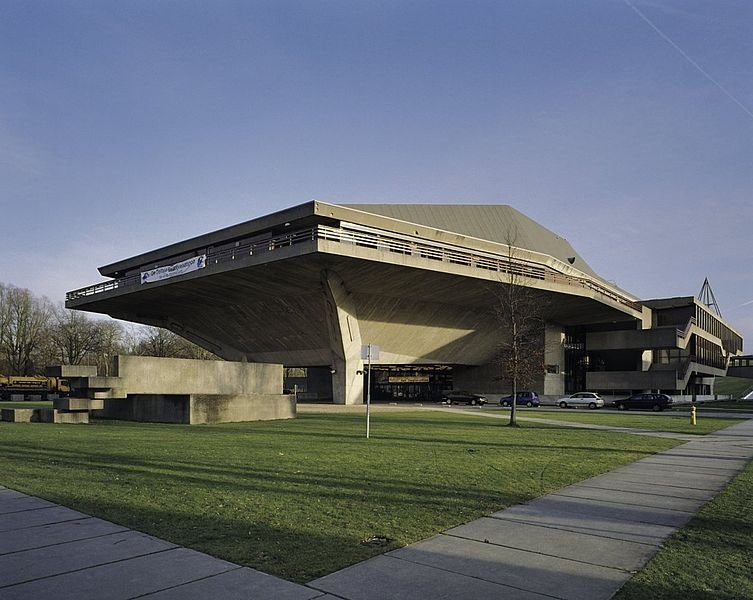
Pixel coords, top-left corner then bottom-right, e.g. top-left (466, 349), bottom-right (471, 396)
top-left (67, 223), bottom-right (643, 312)
top-left (676, 317), bottom-right (697, 340)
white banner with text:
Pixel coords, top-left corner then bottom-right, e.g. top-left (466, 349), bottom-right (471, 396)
top-left (141, 255), bottom-right (207, 284)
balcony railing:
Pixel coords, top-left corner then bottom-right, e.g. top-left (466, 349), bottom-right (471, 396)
top-left (67, 223), bottom-right (643, 313)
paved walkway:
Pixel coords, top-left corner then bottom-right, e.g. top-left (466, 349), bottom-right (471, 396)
top-left (2, 417), bottom-right (752, 600)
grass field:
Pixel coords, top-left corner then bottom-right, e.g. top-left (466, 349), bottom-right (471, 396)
top-left (0, 400), bottom-right (53, 409)
top-left (614, 458), bottom-right (753, 600)
top-left (519, 409), bottom-right (741, 435)
top-left (0, 410), bottom-right (681, 582)
top-left (713, 376), bottom-right (753, 399)
top-left (692, 400), bottom-right (753, 411)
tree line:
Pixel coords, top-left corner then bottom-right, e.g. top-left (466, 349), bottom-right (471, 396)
top-left (0, 282), bottom-right (215, 376)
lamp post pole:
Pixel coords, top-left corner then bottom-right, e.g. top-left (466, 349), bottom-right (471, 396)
top-left (362, 344), bottom-right (379, 439)
top-left (366, 344), bottom-right (372, 439)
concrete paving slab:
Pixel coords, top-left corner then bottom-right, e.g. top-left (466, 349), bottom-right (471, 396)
top-left (387, 534), bottom-right (627, 600)
top-left (633, 456), bottom-right (745, 474)
top-left (0, 517), bottom-right (129, 555)
top-left (494, 506), bottom-right (677, 545)
top-left (310, 554), bottom-right (552, 600)
top-left (573, 477), bottom-right (719, 501)
top-left (445, 516), bottom-right (657, 571)
top-left (0, 494), bottom-right (57, 514)
top-left (651, 443), bottom-right (750, 456)
top-left (0, 530), bottom-right (177, 587)
top-left (660, 446), bottom-right (753, 460)
top-left (518, 494), bottom-right (695, 528)
top-left (0, 547), bottom-right (238, 600)
top-left (596, 469), bottom-right (728, 492)
top-left (612, 461), bottom-right (736, 479)
top-left (0, 505), bottom-right (89, 532)
top-left (140, 566), bottom-right (324, 600)
top-left (554, 484), bottom-right (709, 512)
top-left (615, 459), bottom-right (742, 476)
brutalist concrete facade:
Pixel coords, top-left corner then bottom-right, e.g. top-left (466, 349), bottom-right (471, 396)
top-left (66, 202), bottom-right (743, 403)
top-left (70, 356), bottom-right (294, 424)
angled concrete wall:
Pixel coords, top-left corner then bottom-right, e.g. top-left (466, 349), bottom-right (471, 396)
top-left (111, 355), bottom-right (282, 396)
top-left (190, 394), bottom-right (295, 424)
top-left (83, 356), bottom-right (293, 424)
top-left (97, 394), bottom-right (295, 424)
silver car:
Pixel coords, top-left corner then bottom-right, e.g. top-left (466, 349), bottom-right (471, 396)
top-left (557, 392), bottom-right (604, 409)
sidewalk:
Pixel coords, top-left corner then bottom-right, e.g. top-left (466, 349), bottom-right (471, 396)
top-left (2, 418), bottom-right (752, 600)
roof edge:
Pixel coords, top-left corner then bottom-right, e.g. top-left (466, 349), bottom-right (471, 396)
top-left (99, 201), bottom-right (319, 277)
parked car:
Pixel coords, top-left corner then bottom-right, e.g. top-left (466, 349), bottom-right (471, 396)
top-left (557, 392), bottom-right (604, 410)
top-left (443, 391), bottom-right (487, 406)
top-left (499, 391), bottom-right (540, 407)
top-left (612, 393), bottom-right (673, 412)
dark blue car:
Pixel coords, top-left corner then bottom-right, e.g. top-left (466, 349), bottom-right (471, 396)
top-left (499, 391), bottom-right (540, 407)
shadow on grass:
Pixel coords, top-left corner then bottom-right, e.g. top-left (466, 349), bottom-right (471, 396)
top-left (0, 413), bottom-right (680, 584)
top-left (0, 441), bottom-right (531, 509)
top-left (616, 581), bottom-right (745, 600)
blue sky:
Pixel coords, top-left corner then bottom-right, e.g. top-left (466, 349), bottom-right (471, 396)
top-left (1, 1), bottom-right (752, 342)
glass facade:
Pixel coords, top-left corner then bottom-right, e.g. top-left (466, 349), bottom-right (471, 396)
top-left (368, 365), bottom-right (453, 402)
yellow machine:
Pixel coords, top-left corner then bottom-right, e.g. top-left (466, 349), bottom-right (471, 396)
top-left (0, 375), bottom-right (71, 400)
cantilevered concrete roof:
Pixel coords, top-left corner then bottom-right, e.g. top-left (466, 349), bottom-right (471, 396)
top-left (67, 200), bottom-right (646, 397)
top-left (342, 203), bottom-right (598, 277)
top-left (98, 201), bottom-right (597, 280)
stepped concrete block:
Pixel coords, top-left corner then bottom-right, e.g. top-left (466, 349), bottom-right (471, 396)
top-left (37, 408), bottom-right (55, 423)
top-left (35, 409), bottom-right (89, 424)
top-left (55, 411), bottom-right (89, 424)
top-left (1, 408), bottom-right (36, 423)
top-left (83, 376), bottom-right (122, 389)
top-left (45, 365), bottom-right (98, 378)
top-left (54, 398), bottom-right (103, 411)
top-left (92, 388), bottom-right (126, 399)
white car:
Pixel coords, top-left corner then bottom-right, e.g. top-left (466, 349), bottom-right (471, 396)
top-left (557, 392), bottom-right (604, 409)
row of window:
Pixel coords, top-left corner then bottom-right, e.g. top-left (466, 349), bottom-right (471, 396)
top-left (696, 305), bottom-right (743, 354)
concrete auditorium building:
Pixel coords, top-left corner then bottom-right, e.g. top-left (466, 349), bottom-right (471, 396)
top-left (67, 201), bottom-right (743, 405)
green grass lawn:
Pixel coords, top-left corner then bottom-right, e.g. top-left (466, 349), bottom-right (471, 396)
top-left (614, 457), bottom-right (753, 600)
top-left (691, 400), bottom-right (753, 411)
top-left (0, 411), bottom-right (680, 582)
top-left (714, 376), bottom-right (753, 399)
top-left (521, 409), bottom-right (741, 435)
top-left (0, 400), bottom-right (53, 409)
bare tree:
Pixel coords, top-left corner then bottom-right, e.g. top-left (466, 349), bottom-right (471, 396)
top-left (0, 284), bottom-right (9, 368)
top-left (48, 306), bottom-right (104, 365)
top-left (132, 326), bottom-right (217, 359)
top-left (93, 320), bottom-right (125, 376)
top-left (0, 284), bottom-right (51, 374)
top-left (493, 231), bottom-right (546, 427)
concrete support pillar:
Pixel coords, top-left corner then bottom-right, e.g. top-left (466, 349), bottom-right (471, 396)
top-left (321, 270), bottom-right (363, 405)
top-left (640, 306), bottom-right (653, 372)
top-left (544, 324), bottom-right (565, 395)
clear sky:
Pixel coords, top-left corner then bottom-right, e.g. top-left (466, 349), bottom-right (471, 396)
top-left (2, 1), bottom-right (752, 342)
